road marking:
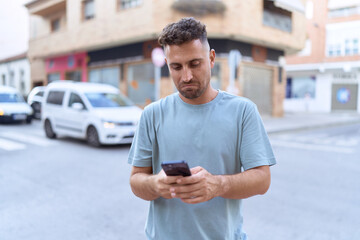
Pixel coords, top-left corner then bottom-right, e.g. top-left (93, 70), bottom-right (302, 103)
top-left (0, 138), bottom-right (26, 151)
top-left (271, 140), bottom-right (354, 154)
top-left (0, 132), bottom-right (57, 147)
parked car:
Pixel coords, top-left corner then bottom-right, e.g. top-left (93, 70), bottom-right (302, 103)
top-left (0, 86), bottom-right (33, 124)
top-left (27, 86), bottom-right (46, 119)
top-left (41, 81), bottom-right (142, 147)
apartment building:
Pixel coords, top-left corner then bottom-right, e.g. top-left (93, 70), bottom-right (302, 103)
top-left (26, 0), bottom-right (306, 116)
top-left (285, 0), bottom-right (360, 113)
top-left (0, 52), bottom-right (31, 97)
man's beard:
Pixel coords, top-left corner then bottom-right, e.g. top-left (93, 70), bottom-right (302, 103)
top-left (178, 81), bottom-right (208, 99)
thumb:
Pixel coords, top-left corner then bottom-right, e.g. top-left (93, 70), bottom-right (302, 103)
top-left (190, 166), bottom-right (203, 175)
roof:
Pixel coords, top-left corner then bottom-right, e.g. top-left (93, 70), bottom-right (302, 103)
top-left (46, 81), bottom-right (119, 93)
top-left (0, 86), bottom-right (19, 93)
top-left (0, 52), bottom-right (27, 64)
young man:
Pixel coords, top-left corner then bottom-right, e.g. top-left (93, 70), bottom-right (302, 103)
top-left (128, 17), bottom-right (276, 239)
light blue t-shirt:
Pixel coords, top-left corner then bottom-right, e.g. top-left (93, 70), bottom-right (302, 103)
top-left (128, 91), bottom-right (276, 240)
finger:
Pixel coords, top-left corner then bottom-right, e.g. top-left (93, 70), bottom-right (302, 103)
top-left (170, 183), bottom-right (202, 195)
top-left (190, 166), bottom-right (203, 175)
top-left (171, 188), bottom-right (203, 199)
top-left (162, 175), bottom-right (183, 184)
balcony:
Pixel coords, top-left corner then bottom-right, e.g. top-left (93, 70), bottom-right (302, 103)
top-left (172, 0), bottom-right (226, 15)
top-left (26, 0), bottom-right (66, 17)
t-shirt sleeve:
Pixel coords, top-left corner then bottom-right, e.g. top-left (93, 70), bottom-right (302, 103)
top-left (128, 106), bottom-right (154, 167)
top-left (239, 102), bottom-right (276, 171)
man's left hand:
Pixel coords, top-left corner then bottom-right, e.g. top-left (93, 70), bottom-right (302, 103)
top-left (169, 166), bottom-right (223, 204)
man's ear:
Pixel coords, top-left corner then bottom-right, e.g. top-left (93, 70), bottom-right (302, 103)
top-left (209, 49), bottom-right (216, 68)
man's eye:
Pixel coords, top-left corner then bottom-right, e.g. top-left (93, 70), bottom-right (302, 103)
top-left (172, 66), bottom-right (182, 70)
top-left (190, 62), bottom-right (200, 67)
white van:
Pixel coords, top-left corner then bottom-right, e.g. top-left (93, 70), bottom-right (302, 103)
top-left (42, 81), bottom-right (142, 147)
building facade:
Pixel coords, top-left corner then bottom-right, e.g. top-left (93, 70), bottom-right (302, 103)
top-left (26, 0), bottom-right (306, 116)
top-left (285, 0), bottom-right (360, 113)
top-left (0, 53), bottom-right (31, 97)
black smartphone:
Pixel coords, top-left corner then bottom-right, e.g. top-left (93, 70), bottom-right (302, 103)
top-left (161, 160), bottom-right (191, 177)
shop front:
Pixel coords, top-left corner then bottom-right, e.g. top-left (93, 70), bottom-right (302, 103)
top-left (45, 52), bottom-right (88, 83)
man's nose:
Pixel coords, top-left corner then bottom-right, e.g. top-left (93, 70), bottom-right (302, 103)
top-left (181, 67), bottom-right (193, 82)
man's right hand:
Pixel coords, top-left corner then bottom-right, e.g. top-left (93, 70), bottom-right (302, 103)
top-left (152, 169), bottom-right (183, 199)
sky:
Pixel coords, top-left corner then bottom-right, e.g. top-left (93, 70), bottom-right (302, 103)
top-left (0, 0), bottom-right (30, 60)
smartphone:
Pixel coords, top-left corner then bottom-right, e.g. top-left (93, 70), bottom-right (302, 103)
top-left (161, 160), bottom-right (191, 177)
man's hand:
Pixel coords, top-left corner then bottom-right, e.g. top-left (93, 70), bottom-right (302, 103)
top-left (152, 169), bottom-right (183, 199)
top-left (169, 166), bottom-right (223, 204)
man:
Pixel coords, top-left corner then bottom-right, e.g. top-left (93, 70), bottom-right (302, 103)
top-left (128, 17), bottom-right (276, 239)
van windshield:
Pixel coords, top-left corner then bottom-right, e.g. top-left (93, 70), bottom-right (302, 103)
top-left (0, 93), bottom-right (25, 103)
top-left (85, 92), bottom-right (134, 108)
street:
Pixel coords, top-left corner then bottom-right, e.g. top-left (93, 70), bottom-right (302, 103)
top-left (1, 120), bottom-right (359, 240)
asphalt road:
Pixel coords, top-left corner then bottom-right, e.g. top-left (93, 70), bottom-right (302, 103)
top-left (1, 121), bottom-right (359, 240)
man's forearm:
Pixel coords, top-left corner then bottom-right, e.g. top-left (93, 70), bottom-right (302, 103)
top-left (218, 165), bottom-right (271, 199)
top-left (130, 172), bottom-right (159, 201)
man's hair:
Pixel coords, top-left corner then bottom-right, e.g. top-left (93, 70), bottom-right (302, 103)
top-left (158, 17), bottom-right (208, 47)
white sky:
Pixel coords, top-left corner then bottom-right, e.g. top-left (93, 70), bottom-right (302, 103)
top-left (0, 0), bottom-right (30, 60)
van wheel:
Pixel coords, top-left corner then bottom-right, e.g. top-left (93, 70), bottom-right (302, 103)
top-left (87, 126), bottom-right (101, 147)
top-left (44, 119), bottom-right (57, 139)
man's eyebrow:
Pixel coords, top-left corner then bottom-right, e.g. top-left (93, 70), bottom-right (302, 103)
top-left (169, 58), bottom-right (204, 65)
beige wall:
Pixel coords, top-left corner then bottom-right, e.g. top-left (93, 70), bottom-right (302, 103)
top-left (28, 0), bottom-right (306, 59)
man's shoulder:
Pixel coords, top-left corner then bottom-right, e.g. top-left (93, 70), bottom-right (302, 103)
top-left (143, 93), bottom-right (178, 113)
top-left (220, 91), bottom-right (256, 108)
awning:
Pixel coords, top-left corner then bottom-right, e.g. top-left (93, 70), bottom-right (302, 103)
top-left (272, 0), bottom-right (305, 14)
top-left (328, 0), bottom-right (360, 10)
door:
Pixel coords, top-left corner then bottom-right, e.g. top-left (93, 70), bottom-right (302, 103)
top-left (242, 65), bottom-right (273, 116)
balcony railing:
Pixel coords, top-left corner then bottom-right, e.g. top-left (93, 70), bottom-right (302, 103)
top-left (172, 0), bottom-right (226, 15)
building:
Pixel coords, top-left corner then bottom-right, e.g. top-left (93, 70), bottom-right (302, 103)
top-left (26, 0), bottom-right (306, 116)
top-left (0, 52), bottom-right (31, 97)
top-left (285, 0), bottom-right (360, 113)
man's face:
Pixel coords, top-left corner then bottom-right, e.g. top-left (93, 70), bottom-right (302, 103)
top-left (165, 39), bottom-right (215, 101)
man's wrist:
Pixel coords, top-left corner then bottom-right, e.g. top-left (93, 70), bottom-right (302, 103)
top-left (216, 175), bottom-right (230, 198)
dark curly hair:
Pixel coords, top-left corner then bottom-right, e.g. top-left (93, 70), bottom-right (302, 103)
top-left (158, 17), bottom-right (208, 46)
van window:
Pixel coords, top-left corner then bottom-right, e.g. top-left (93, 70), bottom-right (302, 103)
top-left (68, 92), bottom-right (87, 109)
top-left (47, 91), bottom-right (65, 105)
top-left (85, 92), bottom-right (133, 108)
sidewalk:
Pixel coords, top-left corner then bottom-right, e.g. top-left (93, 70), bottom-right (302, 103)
top-left (262, 112), bottom-right (360, 134)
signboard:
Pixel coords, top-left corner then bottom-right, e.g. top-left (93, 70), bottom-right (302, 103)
top-left (151, 48), bottom-right (165, 68)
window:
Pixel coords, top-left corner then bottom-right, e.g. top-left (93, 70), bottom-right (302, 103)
top-left (83, 0), bottom-right (95, 20)
top-left (51, 18), bottom-right (60, 32)
top-left (47, 73), bottom-right (60, 83)
top-left (20, 70), bottom-right (25, 94)
top-left (46, 91), bottom-right (65, 105)
top-left (0, 93), bottom-right (24, 103)
top-left (353, 39), bottom-right (359, 55)
top-left (127, 63), bottom-right (155, 105)
top-left (328, 6), bottom-right (360, 18)
top-left (263, 0), bottom-right (292, 33)
top-left (66, 71), bottom-right (82, 82)
top-left (68, 93), bottom-right (86, 109)
top-left (89, 67), bottom-right (120, 88)
top-left (345, 39), bottom-right (351, 55)
top-left (118, 0), bottom-right (142, 10)
top-left (1, 74), bottom-right (5, 85)
top-left (85, 92), bottom-right (133, 107)
top-left (9, 71), bottom-right (15, 87)
top-left (286, 76), bottom-right (316, 99)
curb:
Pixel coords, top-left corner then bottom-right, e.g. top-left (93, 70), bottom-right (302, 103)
top-left (265, 119), bottom-right (360, 135)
